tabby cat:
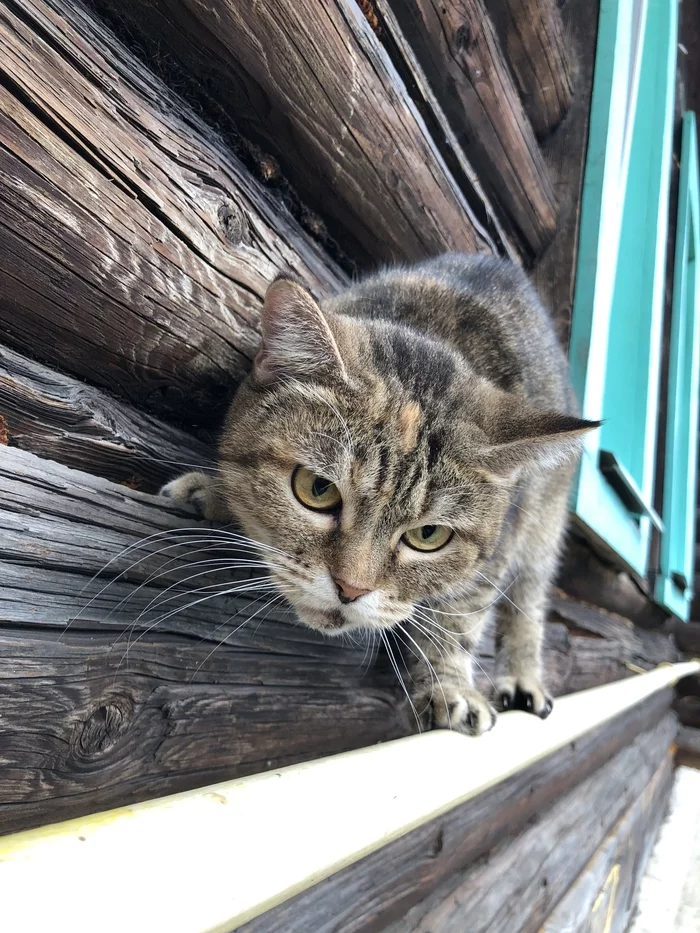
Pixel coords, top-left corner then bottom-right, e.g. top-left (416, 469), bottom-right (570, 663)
top-left (163, 254), bottom-right (597, 735)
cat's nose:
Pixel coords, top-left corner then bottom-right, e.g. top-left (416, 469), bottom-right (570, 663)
top-left (333, 577), bottom-right (373, 604)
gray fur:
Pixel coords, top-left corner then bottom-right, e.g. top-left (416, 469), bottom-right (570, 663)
top-left (164, 254), bottom-right (596, 734)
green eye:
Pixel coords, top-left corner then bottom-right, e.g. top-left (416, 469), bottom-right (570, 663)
top-left (292, 466), bottom-right (342, 512)
top-left (402, 524), bottom-right (453, 552)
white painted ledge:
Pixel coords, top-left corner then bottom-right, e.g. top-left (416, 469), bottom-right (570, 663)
top-left (1, 662), bottom-right (697, 933)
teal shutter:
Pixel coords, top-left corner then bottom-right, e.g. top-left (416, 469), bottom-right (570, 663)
top-left (655, 112), bottom-right (700, 621)
top-left (568, 0), bottom-right (677, 576)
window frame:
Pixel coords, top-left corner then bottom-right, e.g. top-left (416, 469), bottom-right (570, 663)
top-left (654, 112), bottom-right (700, 621)
top-left (568, 0), bottom-right (677, 577)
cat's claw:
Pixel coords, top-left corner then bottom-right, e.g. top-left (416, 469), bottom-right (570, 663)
top-left (497, 677), bottom-right (553, 719)
top-left (414, 684), bottom-right (497, 736)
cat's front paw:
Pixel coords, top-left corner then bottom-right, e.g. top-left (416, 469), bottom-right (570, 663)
top-left (160, 471), bottom-right (230, 522)
top-left (496, 675), bottom-right (553, 719)
top-left (414, 683), bottom-right (497, 736)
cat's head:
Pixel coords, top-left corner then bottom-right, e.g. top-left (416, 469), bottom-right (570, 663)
top-left (218, 277), bottom-right (594, 634)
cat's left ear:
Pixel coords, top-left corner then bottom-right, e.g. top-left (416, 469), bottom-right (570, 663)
top-left (479, 397), bottom-right (599, 478)
top-left (253, 277), bottom-right (347, 385)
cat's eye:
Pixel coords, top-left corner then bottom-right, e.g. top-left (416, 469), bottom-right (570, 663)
top-left (402, 524), bottom-right (453, 552)
top-left (291, 466), bottom-right (342, 512)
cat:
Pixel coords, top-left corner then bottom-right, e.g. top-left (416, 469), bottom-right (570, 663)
top-left (162, 253), bottom-right (597, 735)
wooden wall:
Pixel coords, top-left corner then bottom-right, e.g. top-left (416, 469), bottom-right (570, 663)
top-left (0, 0), bottom-right (681, 876)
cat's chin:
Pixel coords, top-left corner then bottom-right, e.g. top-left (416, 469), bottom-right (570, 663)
top-left (294, 607), bottom-right (358, 634)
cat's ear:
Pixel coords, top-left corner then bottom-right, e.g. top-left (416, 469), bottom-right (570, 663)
top-left (254, 277), bottom-right (347, 385)
top-left (479, 396), bottom-right (599, 478)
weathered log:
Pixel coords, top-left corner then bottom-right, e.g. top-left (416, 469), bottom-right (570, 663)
top-left (377, 720), bottom-right (674, 933)
top-left (557, 529), bottom-right (669, 628)
top-left (486, 0), bottom-right (574, 138)
top-left (676, 725), bottom-right (700, 769)
top-left (236, 705), bottom-right (676, 933)
top-left (0, 447), bottom-right (412, 833)
top-left (532, 0), bottom-right (600, 350)
top-left (674, 694), bottom-right (700, 729)
top-left (541, 753), bottom-right (673, 933)
top-left (370, 0), bottom-right (519, 263)
top-left (0, 0), bottom-right (345, 427)
top-left (0, 344), bottom-right (213, 491)
top-left (549, 592), bottom-right (681, 689)
top-left (386, 0), bottom-right (557, 257)
top-left (0, 447), bottom-right (680, 833)
top-left (673, 620), bottom-right (700, 655)
top-left (86, 0), bottom-right (494, 268)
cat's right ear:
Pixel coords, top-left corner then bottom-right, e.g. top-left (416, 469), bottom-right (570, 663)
top-left (253, 277), bottom-right (347, 385)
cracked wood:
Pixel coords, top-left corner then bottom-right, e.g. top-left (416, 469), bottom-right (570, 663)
top-left (0, 0), bottom-right (345, 427)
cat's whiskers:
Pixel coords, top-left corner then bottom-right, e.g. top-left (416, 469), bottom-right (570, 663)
top-left (395, 621), bottom-right (451, 729)
top-left (121, 576), bottom-right (287, 665)
top-left (187, 591), bottom-right (290, 685)
top-left (411, 607), bottom-right (496, 692)
top-left (109, 549), bottom-right (275, 622)
top-left (474, 570), bottom-right (539, 627)
top-left (380, 630), bottom-right (422, 731)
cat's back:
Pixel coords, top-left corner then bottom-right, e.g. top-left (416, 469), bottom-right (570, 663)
top-left (331, 253), bottom-right (574, 413)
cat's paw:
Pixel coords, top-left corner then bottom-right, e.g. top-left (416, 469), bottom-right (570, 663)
top-left (160, 471), bottom-right (229, 522)
top-left (496, 675), bottom-right (553, 720)
top-left (414, 683), bottom-right (497, 736)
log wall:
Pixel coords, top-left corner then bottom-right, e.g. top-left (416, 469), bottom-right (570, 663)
top-left (0, 18), bottom-right (678, 933)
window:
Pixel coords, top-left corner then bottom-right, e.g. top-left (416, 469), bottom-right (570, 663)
top-left (568, 0), bottom-right (677, 578)
top-left (655, 113), bottom-right (700, 621)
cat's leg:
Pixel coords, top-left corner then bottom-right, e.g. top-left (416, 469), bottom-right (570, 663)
top-left (408, 607), bottom-right (496, 736)
top-left (160, 472), bottom-right (231, 522)
top-left (493, 565), bottom-right (553, 719)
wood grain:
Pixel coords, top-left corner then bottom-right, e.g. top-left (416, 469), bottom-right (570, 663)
top-left (0, 0), bottom-right (345, 427)
top-left (674, 694), bottom-right (700, 728)
top-left (532, 0), bottom-right (599, 350)
top-left (486, 0), bottom-right (573, 139)
top-left (85, 0), bottom-right (494, 266)
top-left (0, 447), bottom-right (413, 833)
top-left (0, 343), bottom-right (214, 491)
top-left (540, 752), bottom-right (673, 933)
top-left (235, 704), bottom-right (677, 933)
top-left (387, 0), bottom-right (558, 257)
top-left (676, 725), bottom-right (700, 769)
top-left (371, 0), bottom-right (519, 263)
top-left (673, 620), bottom-right (700, 655)
top-left (378, 721), bottom-right (674, 933)
top-left (0, 447), bottom-right (681, 834)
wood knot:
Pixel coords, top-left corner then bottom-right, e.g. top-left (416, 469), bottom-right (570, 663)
top-left (454, 24), bottom-right (471, 53)
top-left (74, 694), bottom-right (134, 759)
top-left (218, 201), bottom-right (249, 247)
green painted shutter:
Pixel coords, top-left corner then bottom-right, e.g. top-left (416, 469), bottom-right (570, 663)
top-left (655, 112), bottom-right (700, 621)
top-left (569, 0), bottom-right (677, 576)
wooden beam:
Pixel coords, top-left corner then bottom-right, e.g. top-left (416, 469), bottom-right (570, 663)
top-left (84, 0), bottom-right (495, 268)
top-left (386, 0), bottom-right (558, 257)
top-left (0, 344), bottom-right (213, 491)
top-left (486, 0), bottom-right (574, 139)
top-left (673, 620), bottom-right (700, 655)
top-left (677, 725), bottom-right (700, 769)
top-left (0, 446), bottom-right (411, 832)
top-left (237, 695), bottom-right (676, 933)
top-left (674, 694), bottom-right (700, 729)
top-left (0, 447), bottom-right (684, 832)
top-left (541, 751), bottom-right (674, 933)
top-left (371, 0), bottom-right (520, 263)
top-left (0, 0), bottom-right (345, 427)
top-left (532, 0), bottom-right (600, 350)
top-left (376, 720), bottom-right (675, 933)
top-left (0, 696), bottom-right (680, 933)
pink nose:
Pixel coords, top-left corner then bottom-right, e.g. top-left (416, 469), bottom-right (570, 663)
top-left (333, 577), bottom-right (373, 604)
